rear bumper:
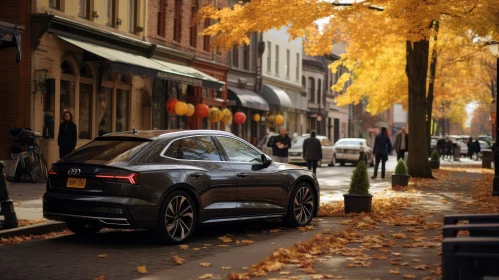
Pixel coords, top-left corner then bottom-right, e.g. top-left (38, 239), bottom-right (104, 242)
top-left (336, 153), bottom-right (362, 162)
top-left (43, 191), bottom-right (158, 229)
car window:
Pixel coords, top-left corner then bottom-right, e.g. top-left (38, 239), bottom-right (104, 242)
top-left (267, 136), bottom-right (277, 147)
top-left (163, 136), bottom-right (221, 161)
top-left (291, 136), bottom-right (306, 146)
top-left (62, 140), bottom-right (148, 164)
top-left (216, 136), bottom-right (262, 162)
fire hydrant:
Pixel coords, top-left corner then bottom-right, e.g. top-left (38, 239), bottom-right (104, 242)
top-left (0, 161), bottom-right (18, 228)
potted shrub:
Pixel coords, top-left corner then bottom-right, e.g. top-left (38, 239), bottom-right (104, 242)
top-left (430, 150), bottom-right (440, 169)
top-left (344, 160), bottom-right (372, 214)
top-left (392, 159), bottom-right (410, 187)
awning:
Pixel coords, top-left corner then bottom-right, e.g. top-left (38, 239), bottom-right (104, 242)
top-left (259, 84), bottom-right (293, 108)
top-left (228, 87), bottom-right (269, 111)
top-left (0, 21), bottom-right (24, 62)
top-left (56, 35), bottom-right (224, 90)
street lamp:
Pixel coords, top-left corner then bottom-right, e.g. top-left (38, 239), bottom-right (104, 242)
top-left (485, 41), bottom-right (499, 196)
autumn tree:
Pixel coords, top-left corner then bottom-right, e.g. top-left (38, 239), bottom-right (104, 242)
top-left (470, 104), bottom-right (492, 136)
top-left (198, 0), bottom-right (499, 178)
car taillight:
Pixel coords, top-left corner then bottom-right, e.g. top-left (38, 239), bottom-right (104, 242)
top-left (48, 170), bottom-right (57, 175)
top-left (96, 173), bottom-right (140, 185)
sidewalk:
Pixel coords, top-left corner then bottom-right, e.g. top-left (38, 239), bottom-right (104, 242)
top-left (3, 181), bottom-right (45, 220)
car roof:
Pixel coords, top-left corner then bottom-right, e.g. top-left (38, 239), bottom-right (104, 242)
top-left (95, 130), bottom-right (236, 141)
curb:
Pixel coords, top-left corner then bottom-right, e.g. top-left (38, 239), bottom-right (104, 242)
top-left (0, 221), bottom-right (67, 239)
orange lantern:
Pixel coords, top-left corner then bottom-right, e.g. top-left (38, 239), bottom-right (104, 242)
top-left (175, 101), bottom-right (188, 116)
top-left (234, 112), bottom-right (247, 125)
top-left (275, 114), bottom-right (284, 125)
top-left (186, 103), bottom-right (195, 117)
top-left (166, 98), bottom-right (178, 114)
top-left (253, 113), bottom-right (261, 122)
top-left (195, 104), bottom-right (210, 118)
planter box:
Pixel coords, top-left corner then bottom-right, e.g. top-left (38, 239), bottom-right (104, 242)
top-left (344, 194), bottom-right (373, 214)
top-left (430, 160), bottom-right (440, 169)
top-left (392, 174), bottom-right (410, 187)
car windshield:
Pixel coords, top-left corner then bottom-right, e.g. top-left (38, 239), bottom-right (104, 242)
top-left (61, 139), bottom-right (149, 165)
top-left (291, 137), bottom-right (306, 146)
top-left (336, 140), bottom-right (363, 146)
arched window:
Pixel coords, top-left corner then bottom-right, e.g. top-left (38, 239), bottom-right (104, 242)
top-left (60, 58), bottom-right (77, 124)
top-left (115, 74), bottom-right (131, 132)
top-left (97, 71), bottom-right (114, 136)
top-left (302, 76), bottom-right (306, 88)
top-left (308, 77), bottom-right (315, 102)
top-left (173, 0), bottom-right (182, 42)
top-left (318, 79), bottom-right (322, 105)
top-left (190, 0), bottom-right (199, 47)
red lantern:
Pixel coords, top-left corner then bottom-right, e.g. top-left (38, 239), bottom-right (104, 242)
top-left (195, 104), bottom-right (210, 118)
top-left (234, 112), bottom-right (247, 125)
top-left (166, 98), bottom-right (178, 114)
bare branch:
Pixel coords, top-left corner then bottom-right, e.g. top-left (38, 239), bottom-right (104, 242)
top-left (331, 2), bottom-right (384, 12)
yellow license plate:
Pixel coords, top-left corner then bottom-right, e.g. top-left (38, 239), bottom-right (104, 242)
top-left (67, 178), bottom-right (86, 188)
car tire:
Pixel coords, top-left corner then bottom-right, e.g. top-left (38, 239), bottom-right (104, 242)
top-left (328, 155), bottom-right (336, 167)
top-left (283, 182), bottom-right (317, 228)
top-left (66, 220), bottom-right (102, 236)
top-left (340, 161), bottom-right (345, 166)
top-left (156, 190), bottom-right (196, 245)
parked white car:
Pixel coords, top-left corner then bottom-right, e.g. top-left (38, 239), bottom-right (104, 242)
top-left (256, 133), bottom-right (278, 156)
top-left (333, 138), bottom-right (374, 166)
top-left (287, 135), bottom-right (336, 166)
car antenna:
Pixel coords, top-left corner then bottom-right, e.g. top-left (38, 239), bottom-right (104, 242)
top-left (132, 128), bottom-right (139, 134)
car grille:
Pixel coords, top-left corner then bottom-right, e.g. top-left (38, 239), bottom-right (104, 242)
top-left (338, 149), bottom-right (359, 154)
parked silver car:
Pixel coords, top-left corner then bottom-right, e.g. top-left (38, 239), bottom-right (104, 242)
top-left (287, 135), bottom-right (336, 166)
top-left (333, 138), bottom-right (374, 166)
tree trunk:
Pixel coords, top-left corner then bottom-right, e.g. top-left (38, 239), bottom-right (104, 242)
top-left (406, 40), bottom-right (433, 178)
top-left (426, 21), bottom-right (439, 157)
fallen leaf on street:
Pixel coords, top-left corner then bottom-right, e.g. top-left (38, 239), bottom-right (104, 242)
top-left (271, 242), bottom-right (276, 245)
top-left (221, 266), bottom-right (232, 270)
top-left (312, 275), bottom-right (324, 279)
top-left (412, 259), bottom-right (421, 262)
top-left (193, 248), bottom-right (201, 251)
top-left (137, 265), bottom-right (147, 274)
top-left (279, 271), bottom-right (291, 275)
top-left (219, 236), bottom-right (233, 243)
top-left (172, 255), bottom-right (185, 265)
top-left (412, 264), bottom-right (428, 270)
top-left (198, 274), bottom-right (213, 279)
top-left (200, 262), bottom-right (212, 267)
top-left (389, 269), bottom-right (400, 275)
top-left (403, 275), bottom-right (416, 279)
top-left (270, 229), bottom-right (282, 233)
top-left (228, 272), bottom-right (249, 280)
top-left (93, 276), bottom-right (105, 280)
top-left (98, 254), bottom-right (108, 258)
top-left (241, 240), bottom-right (255, 245)
top-left (179, 245), bottom-right (189, 250)
top-left (391, 233), bottom-right (407, 239)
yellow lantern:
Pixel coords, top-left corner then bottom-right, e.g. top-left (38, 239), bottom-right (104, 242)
top-left (253, 113), bottom-right (261, 122)
top-left (186, 103), bottom-right (195, 117)
top-left (175, 101), bottom-right (188, 116)
top-left (222, 108), bottom-right (232, 123)
top-left (208, 107), bottom-right (223, 123)
top-left (275, 114), bottom-right (284, 125)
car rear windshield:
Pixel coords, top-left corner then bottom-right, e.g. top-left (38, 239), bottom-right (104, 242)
top-left (61, 139), bottom-right (149, 165)
top-left (336, 140), bottom-right (363, 146)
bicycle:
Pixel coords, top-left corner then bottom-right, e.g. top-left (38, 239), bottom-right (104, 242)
top-left (8, 128), bottom-right (48, 183)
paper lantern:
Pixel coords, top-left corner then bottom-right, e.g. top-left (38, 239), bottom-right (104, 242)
top-left (275, 114), bottom-right (284, 125)
top-left (222, 108), bottom-right (232, 123)
top-left (253, 113), bottom-right (261, 122)
top-left (195, 104), bottom-right (209, 118)
top-left (166, 98), bottom-right (178, 114)
top-left (234, 112), bottom-right (247, 125)
top-left (208, 107), bottom-right (223, 123)
top-left (175, 101), bottom-right (187, 116)
top-left (186, 103), bottom-right (195, 117)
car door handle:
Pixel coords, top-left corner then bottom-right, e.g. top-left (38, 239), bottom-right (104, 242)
top-left (236, 173), bottom-right (248, 178)
top-left (189, 172), bottom-right (205, 178)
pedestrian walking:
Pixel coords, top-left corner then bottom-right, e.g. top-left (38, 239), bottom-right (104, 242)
top-left (58, 111), bottom-right (77, 159)
top-left (303, 130), bottom-right (322, 175)
top-left (271, 127), bottom-right (292, 163)
top-left (372, 127), bottom-right (392, 179)
top-left (394, 127), bottom-right (409, 161)
top-left (437, 136), bottom-right (446, 159)
top-left (467, 136), bottom-right (474, 159)
top-left (473, 138), bottom-right (481, 160)
top-left (445, 138), bottom-right (453, 160)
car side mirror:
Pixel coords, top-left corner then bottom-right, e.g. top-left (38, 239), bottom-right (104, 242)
top-left (261, 154), bottom-right (272, 167)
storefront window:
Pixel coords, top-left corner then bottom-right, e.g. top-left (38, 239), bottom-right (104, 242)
top-left (60, 80), bottom-right (75, 121)
top-left (79, 83), bottom-right (93, 139)
top-left (116, 89), bottom-right (129, 132)
top-left (43, 79), bottom-right (56, 138)
top-left (97, 88), bottom-right (113, 136)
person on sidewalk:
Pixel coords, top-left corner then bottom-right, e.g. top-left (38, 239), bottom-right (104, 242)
top-left (437, 136), bottom-right (446, 159)
top-left (303, 130), bottom-right (322, 175)
top-left (394, 127), bottom-right (409, 161)
top-left (271, 127), bottom-right (292, 163)
top-left (467, 136), bottom-right (474, 159)
top-left (58, 111), bottom-right (77, 159)
top-left (473, 138), bottom-right (481, 160)
top-left (372, 127), bottom-right (392, 179)
top-left (445, 137), bottom-right (453, 160)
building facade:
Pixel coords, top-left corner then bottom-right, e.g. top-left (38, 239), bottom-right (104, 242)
top-left (302, 53), bottom-right (327, 136)
top-left (261, 27), bottom-right (307, 136)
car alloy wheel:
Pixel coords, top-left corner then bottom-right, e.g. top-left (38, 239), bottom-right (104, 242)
top-left (157, 190), bottom-right (196, 244)
top-left (294, 186), bottom-right (314, 224)
top-left (165, 195), bottom-right (194, 241)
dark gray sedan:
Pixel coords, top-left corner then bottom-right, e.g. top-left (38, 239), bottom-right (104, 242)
top-left (43, 130), bottom-right (319, 244)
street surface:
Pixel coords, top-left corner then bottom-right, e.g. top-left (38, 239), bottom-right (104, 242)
top-left (0, 156), bottom-right (481, 280)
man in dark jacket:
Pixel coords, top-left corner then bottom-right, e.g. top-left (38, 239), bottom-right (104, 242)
top-left (437, 136), bottom-right (447, 159)
top-left (271, 127), bottom-right (292, 163)
top-left (58, 111), bottom-right (77, 159)
top-left (303, 130), bottom-right (322, 175)
top-left (473, 138), bottom-right (481, 160)
top-left (372, 127), bottom-right (392, 179)
top-left (394, 127), bottom-right (409, 161)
